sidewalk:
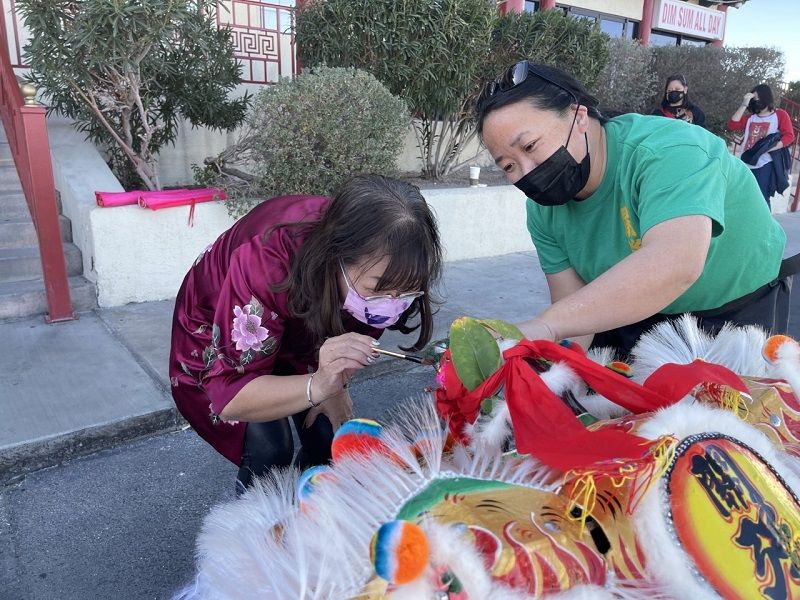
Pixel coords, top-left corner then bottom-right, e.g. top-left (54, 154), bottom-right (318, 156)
top-left (3, 211), bottom-right (800, 485)
top-left (0, 251), bottom-right (550, 484)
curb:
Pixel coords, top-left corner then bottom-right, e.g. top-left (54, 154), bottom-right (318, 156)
top-left (0, 357), bottom-right (434, 487)
top-left (0, 407), bottom-right (185, 488)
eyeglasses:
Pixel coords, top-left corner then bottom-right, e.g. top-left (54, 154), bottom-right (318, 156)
top-left (363, 291), bottom-right (425, 302)
top-left (478, 60), bottom-right (578, 106)
top-left (340, 262), bottom-right (425, 302)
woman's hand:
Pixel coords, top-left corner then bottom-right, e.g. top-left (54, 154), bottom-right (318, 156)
top-left (304, 389), bottom-right (353, 431)
top-left (314, 332), bottom-right (378, 402)
top-left (742, 92), bottom-right (755, 106)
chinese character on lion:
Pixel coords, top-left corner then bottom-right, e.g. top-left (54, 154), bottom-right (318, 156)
top-left (177, 316), bottom-right (800, 600)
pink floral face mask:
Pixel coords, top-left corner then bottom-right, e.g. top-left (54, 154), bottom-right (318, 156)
top-left (340, 262), bottom-right (422, 328)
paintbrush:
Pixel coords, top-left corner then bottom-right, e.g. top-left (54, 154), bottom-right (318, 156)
top-left (372, 347), bottom-right (429, 364)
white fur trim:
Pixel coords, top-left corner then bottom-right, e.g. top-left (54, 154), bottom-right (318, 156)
top-left (631, 315), bottom-right (769, 383)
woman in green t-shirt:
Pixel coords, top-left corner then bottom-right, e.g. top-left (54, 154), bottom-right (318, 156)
top-left (474, 61), bottom-right (790, 356)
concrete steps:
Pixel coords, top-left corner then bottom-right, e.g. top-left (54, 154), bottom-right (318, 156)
top-left (0, 130), bottom-right (97, 319)
top-left (0, 215), bottom-right (71, 248)
top-left (0, 243), bottom-right (83, 284)
top-left (0, 275), bottom-right (96, 320)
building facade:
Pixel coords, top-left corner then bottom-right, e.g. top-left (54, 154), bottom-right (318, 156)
top-left (506, 0), bottom-right (738, 47)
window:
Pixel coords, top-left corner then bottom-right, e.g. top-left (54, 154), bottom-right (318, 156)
top-left (679, 36), bottom-right (708, 47)
top-left (570, 9), bottom-right (597, 24)
top-left (600, 18), bottom-right (624, 38)
top-left (524, 1), bottom-right (539, 12)
top-left (649, 30), bottom-right (679, 46)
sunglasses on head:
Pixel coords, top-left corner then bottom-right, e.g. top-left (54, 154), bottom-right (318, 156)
top-left (479, 60), bottom-right (578, 105)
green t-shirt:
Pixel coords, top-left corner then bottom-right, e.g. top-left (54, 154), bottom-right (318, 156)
top-left (526, 113), bottom-right (785, 314)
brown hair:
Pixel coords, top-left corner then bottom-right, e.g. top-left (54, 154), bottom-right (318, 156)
top-left (284, 174), bottom-right (442, 351)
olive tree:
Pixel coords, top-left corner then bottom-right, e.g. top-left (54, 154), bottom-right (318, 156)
top-left (19, 0), bottom-right (249, 190)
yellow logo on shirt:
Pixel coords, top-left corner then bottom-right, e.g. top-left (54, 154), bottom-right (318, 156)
top-left (620, 207), bottom-right (641, 251)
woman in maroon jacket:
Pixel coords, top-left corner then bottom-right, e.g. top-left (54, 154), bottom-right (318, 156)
top-left (728, 83), bottom-right (795, 206)
top-left (168, 174), bottom-right (442, 493)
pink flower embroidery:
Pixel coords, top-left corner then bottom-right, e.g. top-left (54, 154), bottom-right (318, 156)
top-left (231, 304), bottom-right (270, 352)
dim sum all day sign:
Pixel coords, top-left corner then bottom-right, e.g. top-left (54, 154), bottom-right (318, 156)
top-left (654, 0), bottom-right (726, 41)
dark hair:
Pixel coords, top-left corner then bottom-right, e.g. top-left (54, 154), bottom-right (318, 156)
top-left (751, 83), bottom-right (775, 111)
top-left (661, 73), bottom-right (694, 109)
top-left (475, 62), bottom-right (607, 137)
top-left (286, 174), bottom-right (442, 351)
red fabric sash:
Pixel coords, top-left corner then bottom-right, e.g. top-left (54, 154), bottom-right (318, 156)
top-left (438, 339), bottom-right (748, 474)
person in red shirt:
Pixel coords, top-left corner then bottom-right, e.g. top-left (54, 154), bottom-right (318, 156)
top-left (727, 83), bottom-right (795, 206)
top-left (168, 174), bottom-right (442, 493)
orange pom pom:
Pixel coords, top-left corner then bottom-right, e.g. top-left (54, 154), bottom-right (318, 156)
top-left (763, 335), bottom-right (798, 364)
top-left (370, 520), bottom-right (430, 584)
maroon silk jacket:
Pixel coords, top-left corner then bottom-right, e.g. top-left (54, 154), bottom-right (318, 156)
top-left (168, 195), bottom-right (379, 464)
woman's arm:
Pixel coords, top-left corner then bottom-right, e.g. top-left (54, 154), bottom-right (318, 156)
top-left (775, 109), bottom-right (795, 149)
top-left (728, 93), bottom-right (753, 130)
top-left (518, 267), bottom-right (593, 349)
top-left (221, 374), bottom-right (318, 422)
top-left (220, 331), bottom-right (377, 422)
top-left (519, 215), bottom-right (712, 341)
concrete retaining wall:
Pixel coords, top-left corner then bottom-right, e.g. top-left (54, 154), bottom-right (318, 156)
top-left (47, 116), bottom-right (532, 307)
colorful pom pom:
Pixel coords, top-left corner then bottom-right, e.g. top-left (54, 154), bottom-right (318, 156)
top-left (370, 520), bottom-right (430, 584)
top-left (296, 465), bottom-right (330, 505)
top-left (606, 360), bottom-right (633, 378)
top-left (763, 335), bottom-right (799, 364)
top-left (331, 418), bottom-right (388, 462)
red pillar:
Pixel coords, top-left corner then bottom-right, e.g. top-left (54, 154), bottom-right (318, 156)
top-left (539, 0), bottom-right (556, 9)
top-left (639, 0), bottom-right (655, 46)
top-left (499, 0), bottom-right (526, 14)
top-left (712, 5), bottom-right (728, 47)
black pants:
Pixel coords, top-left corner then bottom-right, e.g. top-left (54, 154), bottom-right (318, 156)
top-left (590, 276), bottom-right (792, 359)
top-left (236, 409), bottom-right (334, 493)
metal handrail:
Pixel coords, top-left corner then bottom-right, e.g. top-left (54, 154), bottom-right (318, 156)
top-left (0, 9), bottom-right (75, 321)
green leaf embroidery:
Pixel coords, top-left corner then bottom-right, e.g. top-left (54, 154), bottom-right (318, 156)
top-left (240, 350), bottom-right (254, 366)
top-left (202, 346), bottom-right (215, 368)
top-left (211, 324), bottom-right (221, 347)
top-left (249, 296), bottom-right (264, 317)
top-left (180, 362), bottom-right (192, 376)
top-left (261, 336), bottom-right (278, 356)
top-left (193, 324), bottom-right (208, 335)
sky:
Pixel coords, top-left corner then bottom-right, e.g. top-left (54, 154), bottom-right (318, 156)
top-left (723, 0), bottom-right (800, 82)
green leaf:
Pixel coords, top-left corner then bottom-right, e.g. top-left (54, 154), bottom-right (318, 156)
top-left (249, 296), bottom-right (264, 317)
top-left (449, 316), bottom-right (501, 392)
top-left (478, 319), bottom-right (523, 343)
top-left (211, 324), bottom-right (221, 347)
top-left (261, 337), bottom-right (278, 356)
top-left (240, 350), bottom-right (254, 366)
top-left (202, 346), bottom-right (215, 368)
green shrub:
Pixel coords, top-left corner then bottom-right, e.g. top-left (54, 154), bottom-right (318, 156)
top-left (594, 38), bottom-right (656, 116)
top-left (783, 81), bottom-right (800, 105)
top-left (296, 0), bottom-right (495, 179)
top-left (486, 10), bottom-right (610, 92)
top-left (296, 2), bottom-right (607, 179)
top-left (650, 46), bottom-right (785, 137)
top-left (221, 67), bottom-right (410, 219)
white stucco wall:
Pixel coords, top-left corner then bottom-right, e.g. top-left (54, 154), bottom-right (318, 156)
top-left (48, 114), bottom-right (531, 307)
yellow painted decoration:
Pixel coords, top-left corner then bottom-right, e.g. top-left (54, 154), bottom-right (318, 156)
top-left (669, 436), bottom-right (800, 599)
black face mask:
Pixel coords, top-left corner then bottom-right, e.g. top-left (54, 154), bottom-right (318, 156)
top-left (514, 114), bottom-right (591, 206)
top-left (666, 90), bottom-right (685, 104)
top-left (748, 99), bottom-right (766, 113)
